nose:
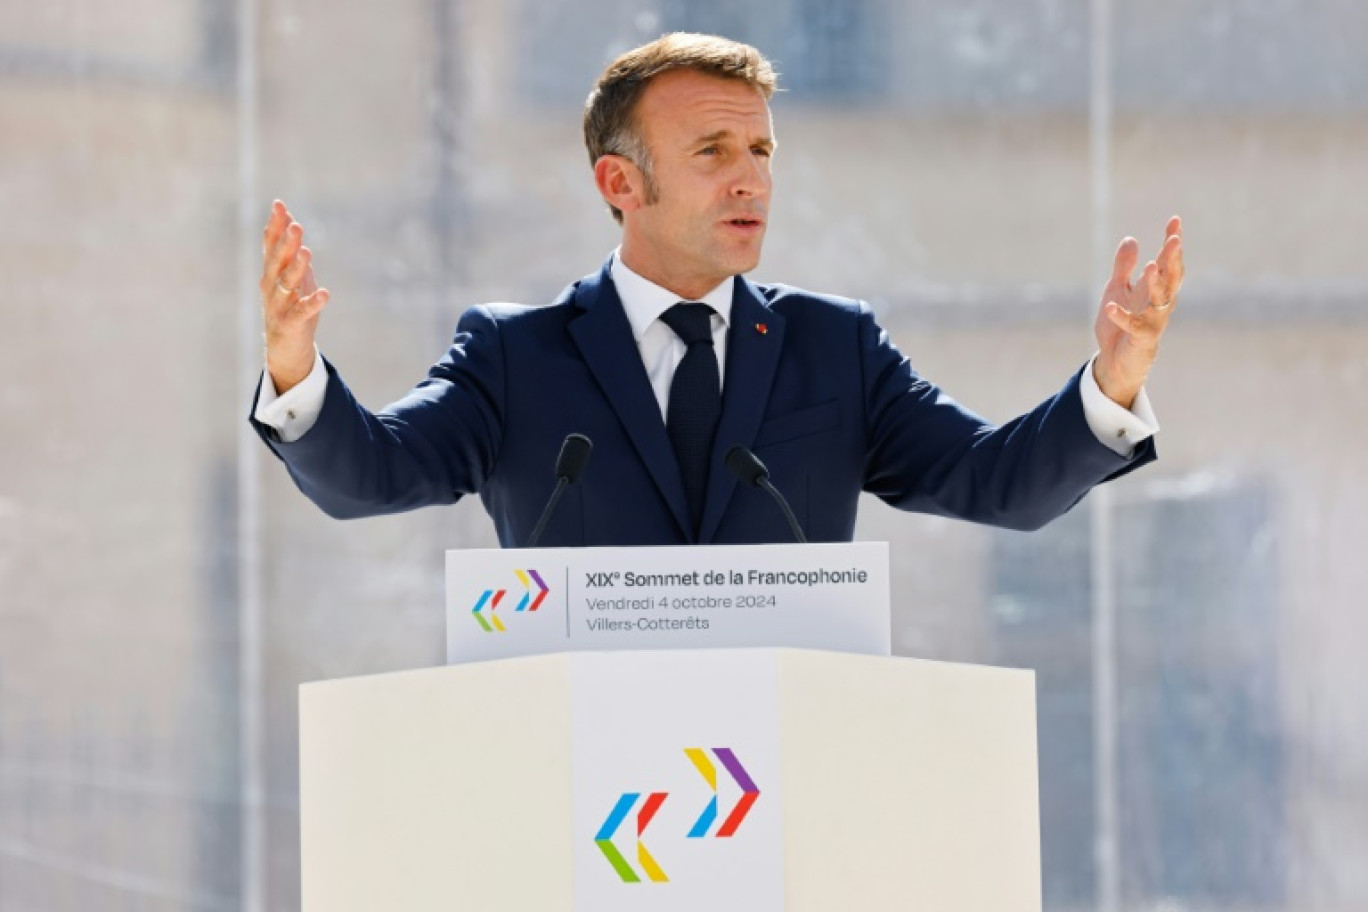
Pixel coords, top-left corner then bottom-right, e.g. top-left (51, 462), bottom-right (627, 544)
top-left (730, 154), bottom-right (770, 199)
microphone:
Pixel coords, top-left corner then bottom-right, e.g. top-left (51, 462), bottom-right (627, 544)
top-left (526, 434), bottom-right (593, 548)
top-left (725, 445), bottom-right (808, 544)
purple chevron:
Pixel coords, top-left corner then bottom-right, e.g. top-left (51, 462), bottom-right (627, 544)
top-left (529, 569), bottom-right (548, 591)
top-left (712, 748), bottom-right (758, 793)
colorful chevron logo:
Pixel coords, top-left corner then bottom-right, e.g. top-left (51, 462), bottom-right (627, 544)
top-left (594, 747), bottom-right (760, 884)
top-left (471, 568), bottom-right (550, 633)
top-left (684, 747), bottom-right (761, 838)
top-left (595, 791), bottom-right (670, 883)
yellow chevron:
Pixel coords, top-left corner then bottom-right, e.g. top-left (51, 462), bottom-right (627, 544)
top-left (685, 747), bottom-right (717, 790)
top-left (491, 613), bottom-right (506, 632)
top-left (638, 841), bottom-right (669, 883)
top-left (515, 568), bottom-right (532, 589)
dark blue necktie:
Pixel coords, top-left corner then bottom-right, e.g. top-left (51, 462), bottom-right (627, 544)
top-left (660, 303), bottom-right (721, 536)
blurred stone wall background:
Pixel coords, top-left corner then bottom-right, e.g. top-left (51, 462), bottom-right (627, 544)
top-left (1, 0), bottom-right (1365, 909)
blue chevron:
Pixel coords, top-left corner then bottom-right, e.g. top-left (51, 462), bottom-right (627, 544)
top-left (471, 590), bottom-right (494, 614)
top-left (596, 792), bottom-right (639, 841)
top-left (687, 794), bottom-right (718, 838)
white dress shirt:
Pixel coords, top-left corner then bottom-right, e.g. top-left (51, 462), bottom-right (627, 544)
top-left (609, 251), bottom-right (733, 421)
top-left (255, 252), bottom-right (1157, 455)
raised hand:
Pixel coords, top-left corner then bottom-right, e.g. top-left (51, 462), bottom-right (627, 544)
top-left (260, 200), bottom-right (330, 393)
top-left (1093, 216), bottom-right (1184, 409)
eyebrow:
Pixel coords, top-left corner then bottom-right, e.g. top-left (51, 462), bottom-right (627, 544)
top-left (694, 129), bottom-right (776, 151)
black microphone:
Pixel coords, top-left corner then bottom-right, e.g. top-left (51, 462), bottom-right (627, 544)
top-left (725, 445), bottom-right (808, 544)
top-left (526, 434), bottom-right (593, 548)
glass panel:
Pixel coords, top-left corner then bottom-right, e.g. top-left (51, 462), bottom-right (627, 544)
top-left (2, 1), bottom-right (1364, 909)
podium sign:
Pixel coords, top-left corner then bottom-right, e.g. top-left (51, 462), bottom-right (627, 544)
top-left (445, 542), bottom-right (890, 664)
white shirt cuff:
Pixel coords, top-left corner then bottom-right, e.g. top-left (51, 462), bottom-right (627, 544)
top-left (253, 346), bottom-right (328, 443)
top-left (1079, 354), bottom-right (1159, 457)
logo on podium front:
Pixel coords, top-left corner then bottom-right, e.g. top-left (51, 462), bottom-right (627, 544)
top-left (593, 747), bottom-right (762, 884)
top-left (571, 652), bottom-right (783, 912)
top-left (469, 568), bottom-right (551, 633)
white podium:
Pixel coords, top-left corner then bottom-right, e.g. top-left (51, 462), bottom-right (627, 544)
top-left (300, 648), bottom-right (1041, 911)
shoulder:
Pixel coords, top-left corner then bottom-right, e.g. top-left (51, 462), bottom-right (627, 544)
top-left (750, 281), bottom-right (871, 319)
top-left (454, 280), bottom-right (582, 334)
top-left (744, 281), bottom-right (900, 367)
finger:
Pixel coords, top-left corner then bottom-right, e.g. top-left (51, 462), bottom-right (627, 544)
top-left (262, 201), bottom-right (298, 259)
top-left (266, 221), bottom-right (304, 283)
top-left (1139, 260), bottom-right (1163, 307)
top-left (295, 288), bottom-right (330, 321)
top-left (1135, 261), bottom-right (1179, 328)
top-left (262, 200), bottom-right (289, 253)
top-left (298, 261), bottom-right (319, 298)
top-left (1111, 237), bottom-right (1140, 285)
top-left (1104, 301), bottom-right (1140, 334)
top-left (1155, 218), bottom-right (1184, 296)
top-left (277, 246), bottom-right (312, 294)
top-left (261, 236), bottom-right (303, 304)
top-left (1106, 300), bottom-right (1167, 343)
top-left (1159, 233), bottom-right (1181, 263)
top-left (1157, 235), bottom-right (1183, 289)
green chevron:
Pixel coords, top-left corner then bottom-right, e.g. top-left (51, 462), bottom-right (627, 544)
top-left (595, 839), bottom-right (640, 883)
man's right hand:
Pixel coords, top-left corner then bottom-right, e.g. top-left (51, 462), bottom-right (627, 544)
top-left (261, 199), bottom-right (330, 394)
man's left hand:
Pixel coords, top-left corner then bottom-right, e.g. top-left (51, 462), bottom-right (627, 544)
top-left (1093, 216), bottom-right (1184, 409)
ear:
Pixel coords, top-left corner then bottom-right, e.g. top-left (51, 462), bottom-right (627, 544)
top-left (593, 155), bottom-right (646, 216)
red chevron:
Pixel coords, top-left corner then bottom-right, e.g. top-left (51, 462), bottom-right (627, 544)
top-left (637, 792), bottom-right (668, 835)
top-left (715, 791), bottom-right (759, 837)
top-left (529, 587), bottom-right (549, 612)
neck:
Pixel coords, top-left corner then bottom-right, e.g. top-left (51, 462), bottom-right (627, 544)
top-left (618, 241), bottom-right (726, 301)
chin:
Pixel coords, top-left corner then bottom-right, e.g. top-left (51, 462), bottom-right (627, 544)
top-left (720, 246), bottom-right (763, 277)
top-left (735, 253), bottom-right (763, 276)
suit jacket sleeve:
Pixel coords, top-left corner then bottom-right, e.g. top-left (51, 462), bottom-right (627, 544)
top-left (857, 303), bottom-right (1154, 531)
top-left (247, 305), bottom-right (507, 519)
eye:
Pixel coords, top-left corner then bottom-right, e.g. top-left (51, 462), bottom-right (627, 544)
top-left (751, 146), bottom-right (772, 157)
top-left (698, 145), bottom-right (719, 156)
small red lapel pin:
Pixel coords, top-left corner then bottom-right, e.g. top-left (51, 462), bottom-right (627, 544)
top-left (755, 322), bottom-right (768, 335)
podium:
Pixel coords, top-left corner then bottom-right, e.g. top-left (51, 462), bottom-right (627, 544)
top-left (299, 647), bottom-right (1041, 911)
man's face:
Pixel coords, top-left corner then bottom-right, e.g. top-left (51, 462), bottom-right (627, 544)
top-left (620, 69), bottom-right (774, 298)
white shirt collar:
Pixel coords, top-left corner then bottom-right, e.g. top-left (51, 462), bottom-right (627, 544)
top-left (610, 249), bottom-right (734, 341)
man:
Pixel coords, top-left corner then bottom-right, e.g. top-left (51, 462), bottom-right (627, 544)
top-left (251, 33), bottom-right (1182, 548)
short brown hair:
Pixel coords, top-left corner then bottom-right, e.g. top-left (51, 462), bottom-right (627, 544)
top-left (584, 33), bottom-right (778, 223)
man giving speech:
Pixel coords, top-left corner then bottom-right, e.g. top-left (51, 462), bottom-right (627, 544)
top-left (250, 32), bottom-right (1183, 547)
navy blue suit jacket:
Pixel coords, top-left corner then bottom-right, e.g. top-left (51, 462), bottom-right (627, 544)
top-left (251, 259), bottom-right (1154, 547)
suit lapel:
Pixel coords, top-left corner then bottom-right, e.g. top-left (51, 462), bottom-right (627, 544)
top-left (699, 279), bottom-right (785, 543)
top-left (568, 261), bottom-right (692, 540)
